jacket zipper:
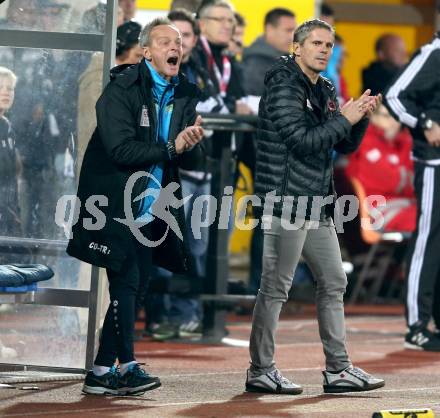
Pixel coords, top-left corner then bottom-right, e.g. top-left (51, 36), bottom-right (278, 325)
top-left (280, 152), bottom-right (289, 206)
top-left (134, 85), bottom-right (157, 217)
top-left (321, 153), bottom-right (329, 194)
top-left (136, 80), bottom-right (172, 217)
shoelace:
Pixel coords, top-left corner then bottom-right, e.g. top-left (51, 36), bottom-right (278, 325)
top-left (129, 363), bottom-right (150, 377)
top-left (349, 367), bottom-right (371, 380)
top-left (107, 365), bottom-right (120, 386)
top-left (271, 369), bottom-right (290, 385)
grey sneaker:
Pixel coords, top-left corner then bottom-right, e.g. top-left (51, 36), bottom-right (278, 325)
top-left (323, 366), bottom-right (385, 393)
top-left (245, 368), bottom-right (303, 395)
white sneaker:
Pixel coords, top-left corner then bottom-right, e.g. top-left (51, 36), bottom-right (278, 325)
top-left (323, 366), bottom-right (385, 393)
top-left (245, 368), bottom-right (303, 395)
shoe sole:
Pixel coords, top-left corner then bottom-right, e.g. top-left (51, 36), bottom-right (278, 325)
top-left (179, 332), bottom-right (202, 338)
top-left (404, 342), bottom-right (424, 351)
top-left (323, 381), bottom-right (385, 394)
top-left (118, 380), bottom-right (161, 395)
top-left (245, 383), bottom-right (303, 395)
top-left (404, 342), bottom-right (440, 351)
top-left (82, 385), bottom-right (119, 395)
top-left (152, 334), bottom-right (178, 341)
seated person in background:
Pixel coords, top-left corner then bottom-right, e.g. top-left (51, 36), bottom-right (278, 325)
top-left (0, 67), bottom-right (21, 237)
top-left (345, 104), bottom-right (416, 232)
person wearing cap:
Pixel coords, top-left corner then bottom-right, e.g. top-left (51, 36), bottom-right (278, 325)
top-left (116, 21), bottom-right (143, 66)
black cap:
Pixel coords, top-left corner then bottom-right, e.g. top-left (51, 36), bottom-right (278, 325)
top-left (116, 21), bottom-right (142, 57)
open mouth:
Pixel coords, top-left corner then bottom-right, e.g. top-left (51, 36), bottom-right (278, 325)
top-left (167, 56), bottom-right (178, 65)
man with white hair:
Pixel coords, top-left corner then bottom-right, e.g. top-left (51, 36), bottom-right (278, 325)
top-left (67, 17), bottom-right (205, 396)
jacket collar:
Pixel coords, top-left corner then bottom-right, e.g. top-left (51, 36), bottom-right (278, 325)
top-left (268, 55), bottom-right (334, 93)
top-left (283, 55), bottom-right (339, 120)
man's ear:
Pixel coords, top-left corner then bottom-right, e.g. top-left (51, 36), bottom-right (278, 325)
top-left (143, 46), bottom-right (152, 61)
top-left (293, 42), bottom-right (300, 56)
top-left (198, 19), bottom-right (206, 35)
top-left (377, 50), bottom-right (385, 61)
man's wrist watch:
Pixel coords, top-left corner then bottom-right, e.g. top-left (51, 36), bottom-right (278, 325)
top-left (166, 141), bottom-right (178, 159)
top-left (423, 118), bottom-right (434, 130)
top-left (420, 113), bottom-right (434, 130)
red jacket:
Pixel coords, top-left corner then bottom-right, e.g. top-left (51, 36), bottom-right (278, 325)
top-left (346, 124), bottom-right (416, 232)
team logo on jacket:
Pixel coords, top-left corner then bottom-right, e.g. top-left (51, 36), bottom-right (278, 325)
top-left (327, 99), bottom-right (337, 112)
top-left (140, 105), bottom-right (150, 127)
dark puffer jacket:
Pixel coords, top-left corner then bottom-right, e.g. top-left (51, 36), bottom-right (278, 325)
top-left (254, 55), bottom-right (369, 220)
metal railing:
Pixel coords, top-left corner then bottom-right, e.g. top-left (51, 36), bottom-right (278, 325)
top-left (198, 113), bottom-right (258, 342)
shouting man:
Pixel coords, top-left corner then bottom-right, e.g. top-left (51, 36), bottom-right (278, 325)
top-left (67, 18), bottom-right (204, 396)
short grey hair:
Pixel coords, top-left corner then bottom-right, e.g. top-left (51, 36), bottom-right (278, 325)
top-left (198, 1), bottom-right (234, 20)
top-left (293, 18), bottom-right (334, 45)
top-left (0, 66), bottom-right (17, 87)
top-left (139, 17), bottom-right (177, 47)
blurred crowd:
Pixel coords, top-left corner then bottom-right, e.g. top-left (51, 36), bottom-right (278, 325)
top-left (0, 0), bottom-right (418, 338)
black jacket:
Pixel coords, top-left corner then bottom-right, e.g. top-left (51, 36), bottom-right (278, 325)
top-left (384, 31), bottom-right (440, 161)
top-left (242, 36), bottom-right (285, 96)
top-left (66, 61), bottom-right (203, 273)
top-left (362, 60), bottom-right (401, 96)
top-left (254, 56), bottom-right (368, 220)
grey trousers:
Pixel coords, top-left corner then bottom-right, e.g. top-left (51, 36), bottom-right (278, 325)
top-left (249, 216), bottom-right (351, 373)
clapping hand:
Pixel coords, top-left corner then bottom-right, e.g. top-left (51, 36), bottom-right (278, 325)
top-left (175, 115), bottom-right (204, 154)
top-left (341, 89), bottom-right (381, 125)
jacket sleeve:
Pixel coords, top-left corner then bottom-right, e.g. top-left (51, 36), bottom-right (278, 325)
top-left (265, 71), bottom-right (352, 156)
top-left (96, 84), bottom-right (170, 168)
top-left (384, 48), bottom-right (440, 128)
top-left (334, 117), bottom-right (369, 154)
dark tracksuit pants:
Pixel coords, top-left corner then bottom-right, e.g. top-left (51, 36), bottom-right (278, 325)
top-left (405, 162), bottom-right (440, 330)
top-left (95, 235), bottom-right (152, 367)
